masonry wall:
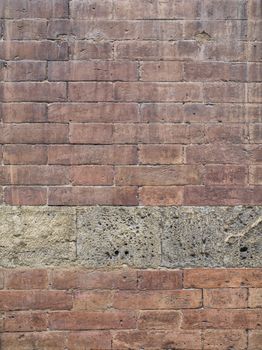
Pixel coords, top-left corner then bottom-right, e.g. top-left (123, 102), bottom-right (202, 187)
top-left (0, 0), bottom-right (261, 349)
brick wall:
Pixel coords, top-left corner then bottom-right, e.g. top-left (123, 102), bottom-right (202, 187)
top-left (0, 1), bottom-right (261, 349)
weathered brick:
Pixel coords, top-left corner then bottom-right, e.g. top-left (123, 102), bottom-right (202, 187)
top-left (73, 291), bottom-right (112, 310)
top-left (0, 290), bottom-right (72, 311)
top-left (184, 269), bottom-right (262, 288)
top-left (249, 289), bottom-right (262, 308)
top-left (204, 288), bottom-right (248, 308)
top-left (5, 269), bottom-right (48, 289)
top-left (0, 82), bottom-right (67, 102)
top-left (182, 309), bottom-right (262, 329)
top-left (3, 145), bottom-right (47, 165)
top-left (0, 165), bottom-right (70, 185)
top-left (140, 62), bottom-right (183, 81)
top-left (250, 165), bottom-right (262, 185)
top-left (4, 312), bottom-right (48, 332)
top-left (0, 123), bottom-right (68, 144)
top-left (70, 166), bottom-right (114, 185)
top-left (250, 124), bottom-right (262, 143)
top-left (5, 19), bottom-right (48, 40)
top-left (70, 41), bottom-right (113, 60)
top-left (51, 269), bottom-right (137, 290)
top-left (48, 61), bottom-right (138, 81)
top-left (4, 186), bottom-right (47, 205)
top-left (248, 63), bottom-right (262, 82)
top-left (68, 82), bottom-right (114, 102)
top-left (249, 331), bottom-right (262, 350)
top-left (204, 83), bottom-right (245, 103)
top-left (49, 311), bottom-right (137, 330)
top-left (203, 330), bottom-right (247, 350)
top-left (113, 290), bottom-right (202, 309)
top-left (139, 186), bottom-right (184, 206)
top-left (69, 123), bottom-right (113, 144)
top-left (112, 330), bottom-right (202, 350)
top-left (48, 145), bottom-right (137, 165)
top-left (137, 270), bottom-right (182, 290)
top-left (184, 186), bottom-right (262, 205)
top-left (139, 145), bottom-right (183, 165)
top-left (0, 61), bottom-right (46, 81)
top-left (205, 165), bottom-right (247, 185)
top-left (48, 186), bottom-right (138, 206)
top-left (115, 165), bottom-right (203, 185)
top-left (0, 0), bottom-right (68, 18)
top-left (67, 331), bottom-right (112, 349)
top-left (70, 0), bottom-right (113, 19)
top-left (48, 103), bottom-right (139, 123)
top-left (1, 103), bottom-right (47, 123)
top-left (138, 310), bottom-right (181, 330)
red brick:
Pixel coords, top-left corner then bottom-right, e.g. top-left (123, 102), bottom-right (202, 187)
top-left (0, 40), bottom-right (68, 60)
top-left (3, 145), bottom-right (47, 165)
top-left (70, 41), bottom-right (113, 60)
top-left (250, 124), bottom-right (262, 143)
top-left (204, 83), bottom-right (245, 103)
top-left (184, 62), bottom-right (246, 81)
top-left (138, 310), bottom-right (181, 330)
top-left (5, 269), bottom-right (48, 289)
top-left (0, 123), bottom-right (68, 144)
top-left (1, 103), bottom-right (47, 123)
top-left (48, 145), bottom-right (137, 165)
top-left (248, 83), bottom-right (262, 103)
top-left (0, 0), bottom-right (68, 18)
top-left (48, 103), bottom-right (139, 123)
top-left (5, 19), bottom-right (47, 40)
top-left (203, 330), bottom-right (247, 350)
top-left (49, 61), bottom-right (138, 81)
top-left (248, 63), bottom-right (262, 82)
top-left (0, 332), bottom-right (67, 350)
top-left (250, 165), bottom-right (262, 185)
top-left (137, 270), bottom-right (182, 290)
top-left (70, 0), bottom-right (113, 19)
top-left (184, 186), bottom-right (262, 205)
top-left (113, 124), bottom-right (204, 144)
top-left (49, 311), bottom-right (137, 330)
top-left (205, 165), bottom-right (247, 185)
top-left (115, 82), bottom-right (202, 102)
top-left (70, 166), bottom-right (114, 185)
top-left (249, 331), bottom-right (262, 350)
top-left (48, 186), bottom-right (138, 206)
top-left (68, 82), bottom-right (113, 102)
top-left (73, 291), bottom-right (112, 310)
top-left (139, 145), bottom-right (183, 164)
top-left (113, 290), bottom-right (201, 310)
top-left (4, 186), bottom-right (47, 205)
top-left (67, 331), bottom-right (112, 349)
top-left (186, 144), bottom-right (251, 164)
top-left (139, 186), bottom-right (184, 206)
top-left (4, 312), bottom-right (48, 332)
top-left (206, 124), bottom-right (247, 143)
top-left (182, 309), bottom-right (262, 329)
top-left (51, 269), bottom-right (137, 290)
top-left (69, 123), bottom-right (113, 144)
top-left (206, 40), bottom-right (245, 63)
top-left (1, 61), bottom-right (47, 81)
top-left (204, 288), bottom-right (248, 308)
top-left (0, 291), bottom-right (72, 311)
top-left (184, 269), bottom-right (262, 288)
top-left (0, 82), bottom-right (66, 102)
top-left (249, 289), bottom-right (262, 308)
top-left (115, 166), bottom-right (203, 185)
top-left (112, 330), bottom-right (202, 350)
top-left (140, 61), bottom-right (183, 81)
top-left (0, 165), bottom-right (70, 185)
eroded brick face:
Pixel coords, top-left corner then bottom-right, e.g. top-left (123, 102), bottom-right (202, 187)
top-left (0, 0), bottom-right (261, 206)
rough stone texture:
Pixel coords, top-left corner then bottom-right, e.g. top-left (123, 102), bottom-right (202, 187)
top-left (0, 206), bottom-right (76, 267)
top-left (0, 206), bottom-right (261, 268)
top-left (76, 207), bottom-right (162, 268)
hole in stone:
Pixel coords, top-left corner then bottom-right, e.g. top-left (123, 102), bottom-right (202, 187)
top-left (114, 250), bottom-right (119, 256)
top-left (124, 250), bottom-right (129, 255)
top-left (240, 246), bottom-right (248, 252)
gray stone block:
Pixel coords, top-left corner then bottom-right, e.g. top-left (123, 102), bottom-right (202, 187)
top-left (0, 206), bottom-right (76, 267)
top-left (76, 207), bottom-right (162, 267)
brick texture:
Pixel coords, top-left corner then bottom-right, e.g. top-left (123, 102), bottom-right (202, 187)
top-left (0, 268), bottom-right (260, 349)
top-left (0, 0), bottom-right (260, 206)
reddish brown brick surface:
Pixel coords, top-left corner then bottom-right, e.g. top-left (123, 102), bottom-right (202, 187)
top-left (0, 268), bottom-right (260, 349)
top-left (0, 0), bottom-right (260, 206)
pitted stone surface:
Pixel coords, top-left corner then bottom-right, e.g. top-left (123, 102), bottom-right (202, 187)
top-left (0, 206), bottom-right (261, 267)
top-left (161, 206), bottom-right (262, 267)
top-left (76, 207), bottom-right (162, 267)
top-left (0, 206), bottom-right (76, 267)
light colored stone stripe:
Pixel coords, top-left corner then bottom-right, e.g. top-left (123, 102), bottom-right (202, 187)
top-left (0, 206), bottom-right (261, 268)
